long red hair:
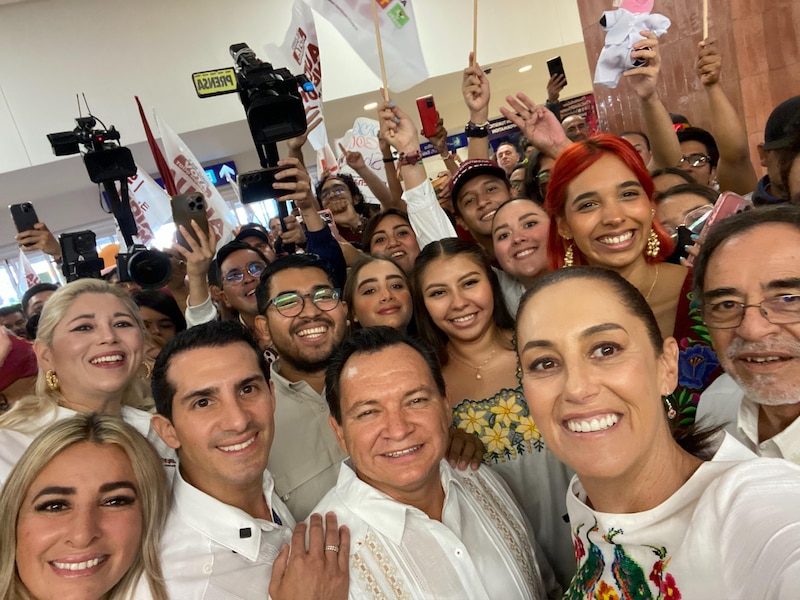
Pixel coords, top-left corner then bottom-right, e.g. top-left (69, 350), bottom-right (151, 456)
top-left (543, 134), bottom-right (674, 270)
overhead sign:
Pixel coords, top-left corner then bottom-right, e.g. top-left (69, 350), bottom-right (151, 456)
top-left (154, 161), bottom-right (237, 189)
top-left (191, 68), bottom-right (238, 98)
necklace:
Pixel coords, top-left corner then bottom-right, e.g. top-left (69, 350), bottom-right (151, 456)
top-left (644, 265), bottom-right (659, 301)
top-left (450, 347), bottom-right (498, 380)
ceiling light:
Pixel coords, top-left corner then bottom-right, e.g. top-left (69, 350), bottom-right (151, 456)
top-left (363, 102), bottom-right (378, 111)
top-left (518, 65), bottom-right (532, 73)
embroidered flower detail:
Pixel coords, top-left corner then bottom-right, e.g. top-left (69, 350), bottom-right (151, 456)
top-left (573, 534), bottom-right (586, 562)
top-left (659, 573), bottom-right (681, 599)
top-left (677, 343), bottom-right (719, 390)
top-left (490, 394), bottom-right (524, 426)
top-left (481, 422), bottom-right (511, 454)
top-left (457, 407), bottom-right (489, 435)
top-left (594, 580), bottom-right (620, 600)
top-left (515, 415), bottom-right (541, 441)
top-left (649, 560), bottom-right (664, 586)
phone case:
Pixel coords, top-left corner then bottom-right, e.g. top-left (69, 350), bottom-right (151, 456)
top-left (547, 56), bottom-right (567, 85)
top-left (416, 95), bottom-right (439, 138)
top-left (171, 193), bottom-right (209, 249)
top-left (9, 202), bottom-right (39, 234)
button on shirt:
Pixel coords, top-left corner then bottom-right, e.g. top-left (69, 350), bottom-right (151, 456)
top-left (268, 360), bottom-right (348, 519)
top-left (312, 459), bottom-right (555, 599)
top-left (160, 467), bottom-right (295, 599)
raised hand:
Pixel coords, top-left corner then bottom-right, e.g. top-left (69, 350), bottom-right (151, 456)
top-left (462, 52), bottom-right (490, 123)
top-left (546, 73), bottom-right (567, 104)
top-left (499, 93), bottom-right (571, 158)
top-left (623, 31), bottom-right (662, 100)
top-left (696, 38), bottom-right (722, 86)
top-left (377, 100), bottom-right (420, 154)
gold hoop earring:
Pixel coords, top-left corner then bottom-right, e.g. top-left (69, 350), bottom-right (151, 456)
top-left (664, 396), bottom-right (677, 420)
top-left (647, 229), bottom-right (660, 258)
top-left (563, 243), bottom-right (574, 268)
top-left (141, 361), bottom-right (152, 380)
top-left (45, 370), bottom-right (59, 391)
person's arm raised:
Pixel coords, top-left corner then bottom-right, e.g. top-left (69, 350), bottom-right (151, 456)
top-left (462, 52), bottom-right (491, 160)
top-left (697, 38), bottom-right (757, 194)
top-left (623, 31), bottom-right (682, 170)
top-left (500, 93), bottom-right (571, 160)
top-left (338, 143), bottom-right (401, 211)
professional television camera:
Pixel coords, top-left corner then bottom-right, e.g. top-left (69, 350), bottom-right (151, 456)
top-left (193, 43), bottom-right (313, 253)
top-left (47, 113), bottom-right (171, 287)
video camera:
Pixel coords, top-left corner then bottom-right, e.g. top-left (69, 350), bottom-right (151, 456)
top-left (47, 110), bottom-right (171, 286)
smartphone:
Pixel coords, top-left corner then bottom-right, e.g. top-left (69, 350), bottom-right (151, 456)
top-left (547, 56), bottom-right (567, 86)
top-left (416, 95), bottom-right (439, 138)
top-left (318, 208), bottom-right (340, 239)
top-left (171, 192), bottom-right (209, 250)
top-left (686, 192), bottom-right (752, 265)
top-left (9, 203), bottom-right (40, 238)
top-left (238, 166), bottom-right (294, 205)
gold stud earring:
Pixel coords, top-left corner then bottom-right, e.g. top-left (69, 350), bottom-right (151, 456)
top-left (647, 229), bottom-right (660, 258)
top-left (45, 370), bottom-right (59, 391)
top-left (563, 243), bottom-right (574, 268)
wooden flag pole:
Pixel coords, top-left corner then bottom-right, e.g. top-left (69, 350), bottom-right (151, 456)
top-left (473, 0), bottom-right (478, 63)
top-left (702, 0), bottom-right (709, 39)
top-left (372, 0), bottom-right (390, 101)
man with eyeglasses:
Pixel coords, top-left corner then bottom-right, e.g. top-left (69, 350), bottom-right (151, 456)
top-left (694, 206), bottom-right (800, 464)
top-left (676, 127), bottom-right (718, 188)
top-left (254, 253), bottom-right (350, 519)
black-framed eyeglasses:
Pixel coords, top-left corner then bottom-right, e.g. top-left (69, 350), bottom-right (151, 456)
top-left (224, 261), bottom-right (266, 285)
top-left (319, 184), bottom-right (348, 202)
top-left (269, 288), bottom-right (341, 317)
top-left (677, 154), bottom-right (710, 168)
top-left (703, 295), bottom-right (800, 329)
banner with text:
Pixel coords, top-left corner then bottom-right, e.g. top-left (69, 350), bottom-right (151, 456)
top-left (265, 0), bottom-right (328, 151)
top-left (123, 167), bottom-right (174, 247)
top-left (16, 248), bottom-right (40, 294)
top-left (334, 117), bottom-right (387, 205)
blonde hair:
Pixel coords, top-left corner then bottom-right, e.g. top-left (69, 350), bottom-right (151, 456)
top-left (0, 413), bottom-right (170, 600)
top-left (0, 279), bottom-right (150, 433)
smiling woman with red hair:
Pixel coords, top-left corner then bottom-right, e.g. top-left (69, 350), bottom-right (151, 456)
top-left (543, 134), bottom-right (719, 425)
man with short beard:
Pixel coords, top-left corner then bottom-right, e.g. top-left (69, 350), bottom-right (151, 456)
top-left (255, 254), bottom-right (350, 518)
top-left (694, 206), bottom-right (800, 464)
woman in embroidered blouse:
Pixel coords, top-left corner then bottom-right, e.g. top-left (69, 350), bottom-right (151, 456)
top-left (540, 133), bottom-right (720, 425)
top-left (411, 237), bottom-right (575, 587)
top-left (515, 266), bottom-right (800, 599)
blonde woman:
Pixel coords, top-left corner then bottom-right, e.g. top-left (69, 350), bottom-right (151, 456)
top-left (0, 413), bottom-right (169, 599)
top-left (0, 279), bottom-right (174, 485)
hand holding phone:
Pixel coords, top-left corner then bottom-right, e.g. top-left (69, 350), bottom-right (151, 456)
top-left (416, 95), bottom-right (439, 138)
top-left (546, 56), bottom-right (568, 87)
top-left (171, 193), bottom-right (209, 250)
top-left (10, 203), bottom-right (40, 244)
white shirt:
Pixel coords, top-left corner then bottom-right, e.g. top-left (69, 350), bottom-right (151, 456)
top-left (311, 459), bottom-right (557, 600)
top-left (564, 434), bottom-right (800, 599)
top-left (160, 466), bottom-right (295, 599)
top-left (0, 404), bottom-right (176, 487)
top-left (698, 373), bottom-right (800, 464)
top-left (268, 360), bottom-right (348, 520)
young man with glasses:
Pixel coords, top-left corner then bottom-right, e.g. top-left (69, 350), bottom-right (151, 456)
top-left (254, 253), bottom-right (350, 519)
top-left (676, 127), bottom-right (719, 188)
top-left (694, 206), bottom-right (800, 464)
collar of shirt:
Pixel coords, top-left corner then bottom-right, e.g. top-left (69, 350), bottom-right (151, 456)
top-left (739, 395), bottom-right (800, 463)
top-left (270, 359), bottom-right (324, 395)
top-left (171, 466), bottom-right (285, 562)
top-left (334, 458), bottom-right (464, 545)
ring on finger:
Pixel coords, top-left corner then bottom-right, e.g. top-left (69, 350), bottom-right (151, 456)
top-left (324, 545), bottom-right (340, 553)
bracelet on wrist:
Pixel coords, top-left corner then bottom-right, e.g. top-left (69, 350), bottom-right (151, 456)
top-left (465, 121), bottom-right (489, 138)
top-left (382, 157), bottom-right (396, 164)
top-left (397, 150), bottom-right (423, 167)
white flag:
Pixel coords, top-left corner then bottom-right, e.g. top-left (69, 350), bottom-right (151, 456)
top-left (302, 0), bottom-right (428, 92)
top-left (123, 166), bottom-right (174, 247)
top-left (265, 0), bottom-right (328, 151)
top-left (17, 248), bottom-right (41, 293)
top-left (155, 116), bottom-right (237, 246)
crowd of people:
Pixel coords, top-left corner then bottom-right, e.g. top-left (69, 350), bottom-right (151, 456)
top-left (2, 26), bottom-right (800, 600)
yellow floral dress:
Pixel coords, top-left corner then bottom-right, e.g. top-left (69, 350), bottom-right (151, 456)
top-left (452, 383), bottom-right (575, 588)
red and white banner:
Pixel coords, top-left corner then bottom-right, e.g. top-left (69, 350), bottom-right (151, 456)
top-left (16, 248), bottom-right (40, 293)
top-left (265, 0), bottom-right (328, 151)
top-left (156, 116), bottom-right (236, 246)
top-left (302, 0), bottom-right (428, 92)
top-left (122, 166), bottom-right (173, 248)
